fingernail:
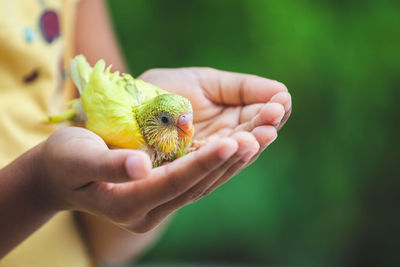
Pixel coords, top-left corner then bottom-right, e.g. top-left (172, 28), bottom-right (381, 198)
top-left (126, 155), bottom-right (150, 179)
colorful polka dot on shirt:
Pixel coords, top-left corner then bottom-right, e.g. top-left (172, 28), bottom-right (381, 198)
top-left (24, 27), bottom-right (36, 43)
top-left (39, 10), bottom-right (60, 43)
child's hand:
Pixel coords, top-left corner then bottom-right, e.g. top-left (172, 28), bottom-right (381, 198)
top-left (38, 127), bottom-right (258, 232)
top-left (140, 67), bottom-right (291, 189)
top-left (38, 67), bottom-right (290, 234)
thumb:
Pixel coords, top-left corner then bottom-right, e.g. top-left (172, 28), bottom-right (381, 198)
top-left (81, 149), bottom-right (152, 183)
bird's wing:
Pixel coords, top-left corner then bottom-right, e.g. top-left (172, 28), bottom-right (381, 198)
top-left (122, 74), bottom-right (168, 106)
top-left (81, 58), bottom-right (147, 149)
top-left (70, 54), bottom-right (169, 105)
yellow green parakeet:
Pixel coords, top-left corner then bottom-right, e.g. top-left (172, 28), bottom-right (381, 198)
top-left (47, 55), bottom-right (194, 167)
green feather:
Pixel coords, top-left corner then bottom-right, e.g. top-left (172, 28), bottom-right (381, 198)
top-left (49, 55), bottom-right (194, 167)
top-left (134, 94), bottom-right (193, 166)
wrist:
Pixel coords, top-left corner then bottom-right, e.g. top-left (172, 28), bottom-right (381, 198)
top-left (21, 142), bottom-right (60, 214)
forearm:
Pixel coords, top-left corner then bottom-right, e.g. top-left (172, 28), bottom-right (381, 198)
top-left (75, 0), bottom-right (126, 73)
top-left (0, 144), bottom-right (54, 258)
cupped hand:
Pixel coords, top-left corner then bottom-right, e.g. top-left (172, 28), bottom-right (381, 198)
top-left (140, 67), bottom-right (292, 187)
top-left (39, 68), bottom-right (291, 233)
top-left (39, 127), bottom-right (243, 232)
top-left (139, 67), bottom-right (291, 135)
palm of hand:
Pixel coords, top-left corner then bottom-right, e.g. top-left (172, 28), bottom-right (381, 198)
top-left (140, 67), bottom-right (291, 146)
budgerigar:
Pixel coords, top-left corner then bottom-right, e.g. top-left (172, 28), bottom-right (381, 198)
top-left (47, 55), bottom-right (194, 167)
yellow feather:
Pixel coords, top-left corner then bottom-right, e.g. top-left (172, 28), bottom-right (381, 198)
top-left (47, 55), bottom-right (193, 167)
top-left (80, 58), bottom-right (150, 149)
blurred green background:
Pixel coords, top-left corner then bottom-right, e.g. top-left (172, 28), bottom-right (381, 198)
top-left (106, 0), bottom-right (400, 266)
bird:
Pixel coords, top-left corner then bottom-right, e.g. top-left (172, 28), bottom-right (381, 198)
top-left (46, 55), bottom-right (194, 167)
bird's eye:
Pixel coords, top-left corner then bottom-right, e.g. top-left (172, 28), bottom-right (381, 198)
top-left (161, 115), bottom-right (169, 124)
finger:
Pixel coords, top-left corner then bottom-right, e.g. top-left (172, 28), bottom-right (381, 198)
top-left (238, 103), bottom-right (264, 124)
top-left (245, 125), bottom-right (278, 166)
top-left (270, 91), bottom-right (292, 111)
top-left (146, 155), bottom-right (241, 222)
top-left (195, 106), bottom-right (241, 138)
top-left (184, 132), bottom-right (259, 199)
top-left (76, 149), bottom-right (152, 184)
top-left (252, 125), bottom-right (278, 150)
top-left (203, 128), bottom-right (271, 195)
top-left (202, 159), bottom-right (248, 197)
top-left (235, 102), bottom-right (285, 132)
top-left (131, 138), bottom-right (238, 206)
top-left (125, 152), bottom-right (153, 181)
top-left (269, 92), bottom-right (292, 130)
top-left (277, 107), bottom-right (292, 131)
top-left (199, 132), bottom-right (260, 198)
top-left (146, 132), bottom-right (259, 220)
top-left (98, 141), bottom-right (238, 225)
top-left (206, 103), bottom-right (284, 138)
top-left (236, 92), bottom-right (291, 126)
top-left (192, 68), bottom-right (288, 105)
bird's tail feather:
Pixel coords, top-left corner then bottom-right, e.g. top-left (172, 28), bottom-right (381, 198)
top-left (43, 99), bottom-right (81, 124)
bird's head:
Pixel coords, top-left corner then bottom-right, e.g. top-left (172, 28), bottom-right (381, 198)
top-left (135, 94), bottom-right (194, 154)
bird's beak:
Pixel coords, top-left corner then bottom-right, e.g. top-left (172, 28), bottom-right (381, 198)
top-left (177, 113), bottom-right (194, 138)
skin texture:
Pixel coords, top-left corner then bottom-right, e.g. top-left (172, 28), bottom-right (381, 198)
top-left (0, 0), bottom-right (292, 263)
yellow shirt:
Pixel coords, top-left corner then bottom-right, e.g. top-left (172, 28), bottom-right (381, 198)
top-left (0, 0), bottom-right (93, 266)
